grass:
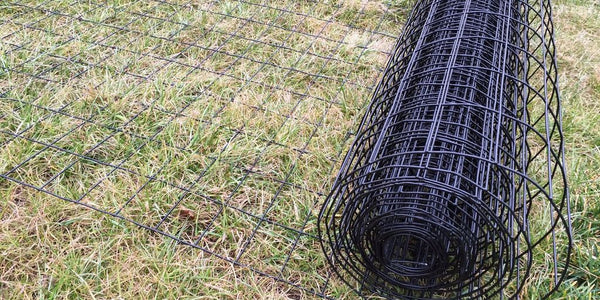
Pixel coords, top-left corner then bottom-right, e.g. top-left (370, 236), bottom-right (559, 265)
top-left (0, 0), bottom-right (598, 299)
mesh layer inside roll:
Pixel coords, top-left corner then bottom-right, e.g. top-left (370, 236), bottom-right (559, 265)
top-left (318, 0), bottom-right (571, 298)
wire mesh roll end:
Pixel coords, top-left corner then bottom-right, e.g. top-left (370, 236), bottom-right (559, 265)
top-left (318, 0), bottom-right (572, 298)
top-left (320, 174), bottom-right (536, 299)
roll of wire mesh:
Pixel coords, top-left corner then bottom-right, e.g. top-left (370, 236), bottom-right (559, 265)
top-left (318, 0), bottom-right (571, 298)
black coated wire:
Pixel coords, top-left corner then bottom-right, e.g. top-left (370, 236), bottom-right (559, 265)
top-left (1, 0), bottom-right (572, 298)
top-left (318, 0), bottom-right (572, 299)
top-left (0, 0), bottom-right (397, 298)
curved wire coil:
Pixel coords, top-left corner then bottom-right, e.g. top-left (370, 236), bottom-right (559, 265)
top-left (318, 0), bottom-right (572, 298)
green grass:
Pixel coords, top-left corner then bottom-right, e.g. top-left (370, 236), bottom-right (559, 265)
top-left (0, 0), bottom-right (598, 299)
top-left (551, 0), bottom-right (600, 298)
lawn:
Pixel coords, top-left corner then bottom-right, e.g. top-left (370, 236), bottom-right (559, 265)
top-left (0, 0), bottom-right (598, 299)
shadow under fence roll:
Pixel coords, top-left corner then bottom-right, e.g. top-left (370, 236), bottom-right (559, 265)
top-left (318, 0), bottom-right (572, 299)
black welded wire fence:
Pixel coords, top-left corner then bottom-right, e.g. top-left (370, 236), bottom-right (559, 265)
top-left (0, 0), bottom-right (571, 299)
top-left (1, 0), bottom-right (399, 298)
top-left (319, 0), bottom-right (572, 299)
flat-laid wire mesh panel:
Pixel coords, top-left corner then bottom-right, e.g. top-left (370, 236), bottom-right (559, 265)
top-left (319, 0), bottom-right (571, 298)
top-left (0, 0), bottom-right (405, 297)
